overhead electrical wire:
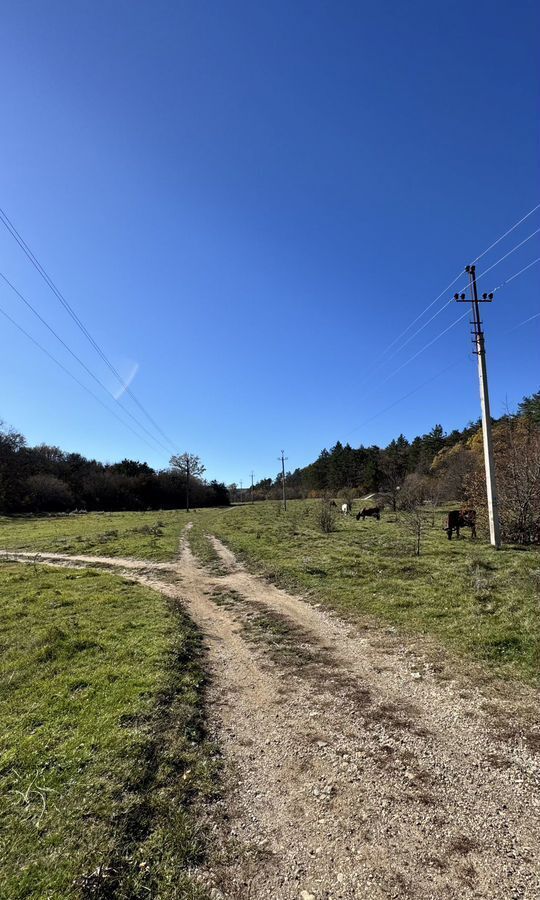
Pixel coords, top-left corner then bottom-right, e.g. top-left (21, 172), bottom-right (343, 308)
top-left (376, 203), bottom-right (540, 362)
top-left (378, 298), bottom-right (454, 366)
top-left (510, 311), bottom-right (540, 331)
top-left (378, 235), bottom-right (540, 367)
top-left (0, 300), bottom-right (168, 459)
top-left (377, 247), bottom-right (540, 391)
top-left (347, 359), bottom-right (458, 439)
top-left (470, 203), bottom-right (540, 264)
top-left (0, 270), bottom-right (172, 456)
top-left (377, 308), bottom-right (471, 389)
top-left (0, 206), bottom-right (177, 452)
top-left (352, 207), bottom-right (540, 399)
top-left (492, 256), bottom-right (540, 294)
top-left (346, 254), bottom-right (540, 440)
top-left (452, 226), bottom-right (540, 296)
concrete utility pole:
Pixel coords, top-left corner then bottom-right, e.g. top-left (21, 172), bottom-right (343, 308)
top-left (279, 450), bottom-right (288, 511)
top-left (455, 264), bottom-right (501, 548)
top-left (250, 470), bottom-right (255, 504)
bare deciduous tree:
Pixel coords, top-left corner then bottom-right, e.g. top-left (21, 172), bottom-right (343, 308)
top-left (169, 452), bottom-right (206, 512)
top-left (466, 417), bottom-right (540, 544)
top-left (399, 479), bottom-right (431, 556)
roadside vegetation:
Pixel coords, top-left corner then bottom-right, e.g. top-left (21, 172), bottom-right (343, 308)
top-left (0, 562), bottom-right (215, 899)
top-left (188, 501), bottom-right (540, 685)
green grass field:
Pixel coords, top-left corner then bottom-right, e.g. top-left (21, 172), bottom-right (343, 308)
top-left (1, 503), bottom-right (538, 893)
top-left (187, 500), bottom-right (540, 685)
top-left (2, 501), bottom-right (539, 687)
top-left (0, 562), bottom-right (214, 900)
top-left (0, 509), bottom-right (187, 561)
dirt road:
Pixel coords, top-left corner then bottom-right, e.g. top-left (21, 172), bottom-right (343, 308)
top-left (3, 534), bottom-right (539, 899)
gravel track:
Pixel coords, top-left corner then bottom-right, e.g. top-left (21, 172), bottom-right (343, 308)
top-left (4, 532), bottom-right (540, 899)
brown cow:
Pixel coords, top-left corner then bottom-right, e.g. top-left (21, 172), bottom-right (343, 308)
top-left (356, 507), bottom-right (380, 521)
top-left (446, 508), bottom-right (476, 540)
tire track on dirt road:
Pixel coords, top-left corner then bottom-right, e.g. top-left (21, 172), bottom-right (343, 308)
top-left (201, 533), bottom-right (540, 899)
top-left (3, 534), bottom-right (540, 899)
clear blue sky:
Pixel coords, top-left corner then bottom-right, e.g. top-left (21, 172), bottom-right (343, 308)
top-left (0, 1), bottom-right (538, 485)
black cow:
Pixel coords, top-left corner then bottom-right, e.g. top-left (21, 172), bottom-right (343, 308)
top-left (446, 509), bottom-right (476, 540)
top-left (356, 506), bottom-right (381, 521)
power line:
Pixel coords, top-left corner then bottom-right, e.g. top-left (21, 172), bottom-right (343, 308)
top-left (372, 230), bottom-right (540, 389)
top-left (452, 227), bottom-right (540, 297)
top-left (0, 206), bottom-right (177, 451)
top-left (353, 209), bottom-right (540, 398)
top-left (398, 224), bottom-right (540, 355)
top-left (382, 298), bottom-right (454, 365)
top-left (492, 256), bottom-right (540, 293)
top-left (0, 300), bottom-right (167, 458)
top-left (376, 203), bottom-right (540, 362)
top-left (347, 257), bottom-right (539, 442)
top-left (374, 236), bottom-right (539, 392)
top-left (471, 203), bottom-right (540, 264)
top-left (509, 311), bottom-right (540, 331)
top-left (347, 360), bottom-right (458, 438)
top-left (377, 309), bottom-right (470, 389)
top-left (377, 273), bottom-right (463, 361)
top-left (0, 270), bottom-right (172, 456)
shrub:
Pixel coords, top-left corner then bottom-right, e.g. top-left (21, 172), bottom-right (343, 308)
top-left (318, 498), bottom-right (337, 534)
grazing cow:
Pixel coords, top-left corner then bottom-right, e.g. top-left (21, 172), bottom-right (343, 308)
top-left (341, 502), bottom-right (351, 516)
top-left (446, 508), bottom-right (476, 540)
top-left (356, 506), bottom-right (381, 521)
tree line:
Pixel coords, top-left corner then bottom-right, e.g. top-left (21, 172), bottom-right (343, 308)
top-left (0, 426), bottom-right (229, 514)
top-left (249, 390), bottom-right (540, 544)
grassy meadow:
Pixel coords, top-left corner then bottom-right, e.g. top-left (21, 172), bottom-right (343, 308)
top-left (1, 501), bottom-right (538, 894)
top-left (0, 509), bottom-right (187, 561)
top-left (187, 500), bottom-right (540, 685)
top-left (0, 562), bottom-right (214, 899)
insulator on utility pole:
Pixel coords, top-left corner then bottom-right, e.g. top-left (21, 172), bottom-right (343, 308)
top-left (454, 265), bottom-right (501, 548)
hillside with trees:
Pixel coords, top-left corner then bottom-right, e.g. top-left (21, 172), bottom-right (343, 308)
top-left (250, 390), bottom-right (540, 544)
top-left (0, 426), bottom-right (229, 514)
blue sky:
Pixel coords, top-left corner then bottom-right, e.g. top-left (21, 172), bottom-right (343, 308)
top-left (0, 0), bottom-right (538, 485)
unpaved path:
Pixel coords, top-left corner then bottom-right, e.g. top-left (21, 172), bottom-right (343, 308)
top-left (0, 548), bottom-right (176, 573)
top-left (4, 534), bottom-right (540, 899)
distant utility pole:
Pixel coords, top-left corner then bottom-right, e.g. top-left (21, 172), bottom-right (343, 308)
top-left (250, 470), bottom-right (255, 504)
top-left (278, 450), bottom-right (288, 511)
top-left (454, 264), bottom-right (501, 548)
top-left (240, 479), bottom-right (243, 504)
